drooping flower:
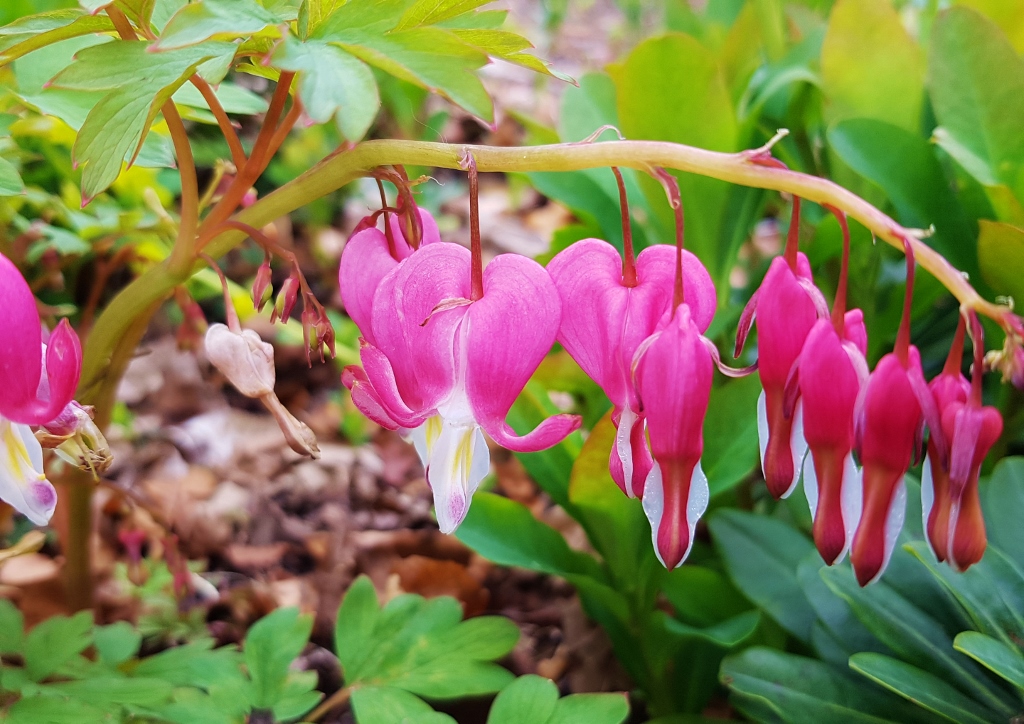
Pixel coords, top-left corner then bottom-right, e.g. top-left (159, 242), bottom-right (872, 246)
top-left (342, 171), bottom-right (579, 534)
top-left (0, 252), bottom-right (83, 524)
top-left (797, 312), bottom-right (869, 565)
top-left (37, 401), bottom-right (112, 476)
top-left (634, 303), bottom-right (714, 568)
top-left (735, 201), bottom-right (827, 499)
top-left (547, 239), bottom-right (715, 498)
top-left (924, 315), bottom-right (1003, 571)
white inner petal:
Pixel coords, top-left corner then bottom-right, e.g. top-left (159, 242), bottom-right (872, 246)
top-left (756, 391), bottom-right (807, 499)
top-left (866, 476), bottom-right (906, 585)
top-left (803, 451), bottom-right (819, 520)
top-left (616, 405), bottom-right (639, 498)
top-left (641, 464), bottom-right (665, 567)
top-left (640, 459), bottom-right (709, 570)
top-left (687, 459), bottom-right (710, 564)
top-left (0, 419), bottom-right (57, 526)
top-left (921, 453), bottom-right (936, 559)
top-left (839, 452), bottom-right (863, 563)
top-left (756, 390), bottom-right (769, 480)
top-left (428, 420), bottom-right (489, 534)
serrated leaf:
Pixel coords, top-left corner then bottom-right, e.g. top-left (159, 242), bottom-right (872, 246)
top-left (396, 0), bottom-right (491, 31)
top-left (155, 0), bottom-right (282, 50)
top-left (335, 575), bottom-right (519, 699)
top-left (23, 610), bottom-right (93, 681)
top-left (0, 599), bottom-right (25, 654)
top-left (271, 36), bottom-right (378, 140)
top-left (244, 607), bottom-right (313, 710)
top-left (849, 653), bottom-right (998, 724)
top-left (954, 631), bottom-right (1024, 691)
top-left (0, 155), bottom-right (24, 195)
top-left (450, 28), bottom-right (572, 82)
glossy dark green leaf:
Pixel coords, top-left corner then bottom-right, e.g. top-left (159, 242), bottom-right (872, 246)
top-left (457, 491), bottom-right (606, 582)
top-left (828, 118), bottom-right (979, 278)
top-left (984, 457), bottom-right (1024, 571)
top-left (703, 375), bottom-right (761, 496)
top-left (820, 0), bottom-right (924, 130)
top-left (722, 647), bottom-right (920, 723)
top-left (661, 610), bottom-right (761, 649)
top-left (954, 631), bottom-right (1024, 692)
top-left (929, 7), bottom-right (1024, 206)
top-left (710, 509), bottom-right (817, 643)
top-left (821, 566), bottom-right (1016, 716)
top-left (849, 652), bottom-right (999, 724)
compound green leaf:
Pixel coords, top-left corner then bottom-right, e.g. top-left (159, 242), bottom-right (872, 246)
top-left (547, 692), bottom-right (629, 724)
top-left (0, 155), bottom-right (24, 195)
top-left (93, 621), bottom-right (142, 666)
top-left (487, 675), bottom-right (559, 724)
top-left (44, 677), bottom-right (175, 707)
top-left (272, 36), bottom-right (378, 140)
top-left (23, 611), bottom-right (93, 681)
top-left (849, 652), bottom-right (998, 724)
top-left (352, 686), bottom-right (457, 724)
top-left (0, 599), bottom-right (24, 654)
top-left (156, 0), bottom-right (283, 49)
top-left (243, 607), bottom-right (313, 710)
top-left (397, 0), bottom-right (491, 30)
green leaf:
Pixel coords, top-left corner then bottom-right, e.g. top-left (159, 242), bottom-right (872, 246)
top-left (820, 566), bottom-right (1017, 717)
top-left (0, 10), bottom-right (112, 63)
top-left (710, 509), bottom-right (817, 643)
top-left (828, 118), bottom-right (980, 279)
top-left (661, 565), bottom-right (751, 628)
top-left (156, 0), bottom-right (282, 49)
top-left (335, 575), bottom-right (519, 699)
top-left (702, 375), bottom-right (761, 496)
top-left (956, 0), bottom-right (1024, 53)
top-left (849, 653), bottom-right (998, 724)
top-left (820, 0), bottom-right (924, 130)
top-left (487, 674), bottom-right (559, 724)
top-left (352, 686), bottom-right (457, 724)
top-left (984, 457), bottom-right (1024, 570)
top-left (929, 7), bottom-right (1024, 206)
top-left (609, 33), bottom-right (737, 290)
top-left (6, 695), bottom-right (108, 724)
top-left (450, 28), bottom-right (571, 82)
top-left (977, 220), bottom-right (1024, 305)
top-left (0, 154), bottom-right (23, 195)
top-left (456, 491), bottom-right (606, 582)
top-left (396, 0), bottom-right (491, 31)
top-left (0, 599), bottom-right (24, 654)
top-left (272, 36), bottom-right (379, 140)
top-left (954, 631), bottom-right (1024, 693)
top-left (243, 607), bottom-right (314, 709)
top-left (297, 0), bottom-right (344, 39)
top-left (23, 610), bottom-right (93, 681)
top-left (93, 621), bottom-right (142, 666)
top-left (44, 676), bottom-right (175, 707)
top-left (661, 610), bottom-right (762, 649)
top-left (131, 638), bottom-right (245, 689)
top-left (721, 647), bottom-right (922, 724)
top-left (547, 692), bottom-right (630, 724)
top-left (272, 670), bottom-right (322, 721)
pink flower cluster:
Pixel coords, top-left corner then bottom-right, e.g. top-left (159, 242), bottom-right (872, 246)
top-left (340, 197), bottom-right (1005, 585)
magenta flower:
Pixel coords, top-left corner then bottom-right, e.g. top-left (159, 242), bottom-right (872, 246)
top-left (339, 207), bottom-right (439, 347)
top-left (737, 252), bottom-right (826, 499)
top-left (797, 312), bottom-right (869, 565)
top-left (547, 238), bottom-right (715, 498)
top-left (850, 346), bottom-right (937, 585)
top-left (634, 303), bottom-right (714, 569)
top-left (343, 241), bottom-right (580, 533)
top-left (0, 252), bottom-right (82, 524)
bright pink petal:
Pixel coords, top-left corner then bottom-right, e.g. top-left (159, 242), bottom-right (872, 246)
top-left (358, 342), bottom-right (434, 429)
top-left (371, 243), bottom-right (470, 415)
top-left (609, 406), bottom-right (653, 498)
top-left (339, 228), bottom-right (397, 347)
top-left (342, 364), bottom-right (401, 430)
top-left (466, 253), bottom-right (580, 452)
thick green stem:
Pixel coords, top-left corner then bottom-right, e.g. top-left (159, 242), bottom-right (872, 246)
top-left (80, 138), bottom-right (1013, 401)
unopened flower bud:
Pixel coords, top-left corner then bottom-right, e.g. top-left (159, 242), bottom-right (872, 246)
top-left (263, 394), bottom-right (321, 459)
top-left (252, 258), bottom-right (273, 312)
top-left (204, 323), bottom-right (276, 398)
top-left (37, 401), bottom-right (113, 477)
top-left (985, 338), bottom-right (1024, 390)
top-left (271, 276), bottom-right (300, 324)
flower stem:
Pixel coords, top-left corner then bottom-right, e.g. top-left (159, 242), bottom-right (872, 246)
top-left (189, 75), bottom-right (246, 170)
top-left (944, 314), bottom-right (967, 376)
top-left (827, 205), bottom-right (850, 336)
top-left (653, 168), bottom-right (685, 311)
top-left (465, 152), bottom-right (483, 302)
top-left (783, 196), bottom-right (801, 271)
top-left (895, 238), bottom-right (915, 365)
top-left (611, 167), bottom-right (637, 287)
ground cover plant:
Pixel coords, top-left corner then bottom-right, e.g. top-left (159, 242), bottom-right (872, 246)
top-left (0, 0), bottom-right (1023, 722)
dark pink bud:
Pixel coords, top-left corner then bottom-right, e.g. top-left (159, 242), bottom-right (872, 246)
top-left (271, 276), bottom-right (299, 324)
top-left (252, 258), bottom-right (272, 312)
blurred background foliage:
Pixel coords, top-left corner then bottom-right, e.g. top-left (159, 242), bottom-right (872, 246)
top-left (2, 0), bottom-right (1024, 722)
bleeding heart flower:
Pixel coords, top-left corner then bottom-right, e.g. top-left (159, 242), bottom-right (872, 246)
top-left (339, 207), bottom-right (439, 347)
top-left (547, 238), bottom-right (716, 498)
top-left (343, 241), bottom-right (580, 533)
top-left (796, 312), bottom-right (869, 566)
top-left (850, 346), bottom-right (939, 585)
top-left (0, 252), bottom-right (83, 524)
top-left (633, 303), bottom-right (714, 569)
top-left (737, 253), bottom-right (826, 499)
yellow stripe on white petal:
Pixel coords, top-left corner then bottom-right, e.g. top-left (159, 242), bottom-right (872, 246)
top-left (0, 419), bottom-right (57, 526)
top-left (427, 421), bottom-right (489, 534)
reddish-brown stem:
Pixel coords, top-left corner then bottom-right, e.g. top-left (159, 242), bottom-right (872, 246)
top-left (944, 314), bottom-right (968, 377)
top-left (654, 169), bottom-right (685, 311)
top-left (372, 167), bottom-right (421, 248)
top-left (214, 219), bottom-right (315, 300)
top-left (190, 75), bottom-right (246, 170)
top-left (377, 178), bottom-right (398, 259)
top-left (827, 205), bottom-right (850, 336)
top-left (265, 99), bottom-right (302, 161)
top-left (611, 167), bottom-right (637, 287)
top-left (895, 239), bottom-right (915, 365)
top-left (467, 153), bottom-right (483, 302)
top-left (784, 197), bottom-right (801, 271)
top-left (199, 253), bottom-right (240, 331)
top-left (163, 102), bottom-right (200, 270)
